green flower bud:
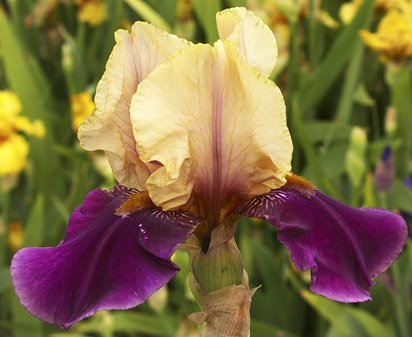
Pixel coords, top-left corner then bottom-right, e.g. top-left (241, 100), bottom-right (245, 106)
top-left (384, 107), bottom-right (397, 137)
top-left (345, 126), bottom-right (367, 187)
top-left (191, 238), bottom-right (244, 294)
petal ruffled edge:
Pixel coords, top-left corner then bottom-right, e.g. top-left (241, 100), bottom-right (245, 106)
top-left (216, 7), bottom-right (278, 76)
top-left (78, 22), bottom-right (191, 190)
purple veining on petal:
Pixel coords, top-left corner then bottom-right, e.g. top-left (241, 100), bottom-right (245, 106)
top-left (235, 184), bottom-right (407, 303)
top-left (11, 187), bottom-right (199, 328)
top-left (205, 46), bottom-right (224, 230)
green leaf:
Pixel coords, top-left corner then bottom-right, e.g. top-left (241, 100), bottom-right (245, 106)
top-left (0, 268), bottom-right (11, 294)
top-left (111, 312), bottom-right (178, 335)
top-left (227, 0), bottom-right (245, 6)
top-left (291, 97), bottom-right (338, 197)
top-left (297, 0), bottom-right (374, 114)
top-left (123, 0), bottom-right (171, 32)
top-left (60, 29), bottom-right (88, 94)
top-left (306, 121), bottom-right (351, 143)
top-left (391, 241), bottom-right (412, 337)
top-left (251, 319), bottom-right (302, 337)
top-left (301, 291), bottom-right (395, 337)
top-left (388, 65), bottom-right (412, 178)
top-left (0, 9), bottom-right (51, 120)
top-left (78, 311), bottom-right (179, 337)
top-left (250, 240), bottom-right (306, 334)
top-left (322, 41), bottom-right (368, 151)
top-left (47, 332), bottom-right (88, 337)
top-left (325, 325), bottom-right (349, 337)
top-left (0, 9), bottom-right (59, 195)
top-left (11, 292), bottom-right (43, 337)
top-left (387, 179), bottom-right (412, 213)
top-left (354, 83), bottom-right (376, 107)
top-left (193, 0), bottom-right (221, 43)
top-left (345, 127), bottom-right (367, 188)
top-left (144, 0), bottom-right (178, 26)
top-left (23, 194), bottom-right (45, 247)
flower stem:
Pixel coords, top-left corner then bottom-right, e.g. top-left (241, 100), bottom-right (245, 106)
top-left (185, 221), bottom-right (254, 337)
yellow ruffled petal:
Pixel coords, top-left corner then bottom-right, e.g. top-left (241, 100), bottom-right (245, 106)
top-left (216, 7), bottom-right (278, 76)
top-left (131, 41), bottom-right (292, 212)
top-left (78, 22), bottom-right (191, 190)
top-left (0, 134), bottom-right (29, 176)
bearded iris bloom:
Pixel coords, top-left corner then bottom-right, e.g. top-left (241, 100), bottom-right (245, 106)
top-left (11, 7), bottom-right (407, 330)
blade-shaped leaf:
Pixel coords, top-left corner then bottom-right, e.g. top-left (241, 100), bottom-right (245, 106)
top-left (301, 290), bottom-right (395, 337)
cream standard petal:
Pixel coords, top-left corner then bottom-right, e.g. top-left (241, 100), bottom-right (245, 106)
top-left (78, 22), bottom-right (191, 190)
top-left (131, 41), bottom-right (292, 212)
top-left (216, 7), bottom-right (278, 76)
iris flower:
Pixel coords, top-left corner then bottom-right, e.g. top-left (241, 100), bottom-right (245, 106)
top-left (11, 7), bottom-right (407, 329)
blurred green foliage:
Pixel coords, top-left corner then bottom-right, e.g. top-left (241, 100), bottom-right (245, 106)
top-left (0, 0), bottom-right (411, 336)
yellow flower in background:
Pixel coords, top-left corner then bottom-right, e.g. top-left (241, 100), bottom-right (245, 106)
top-left (14, 118), bottom-right (45, 138)
top-left (70, 92), bottom-right (95, 132)
top-left (0, 135), bottom-right (29, 176)
top-left (376, 0), bottom-right (402, 11)
top-left (340, 0), bottom-right (402, 25)
top-left (72, 93), bottom-right (113, 184)
top-left (339, 0), bottom-right (361, 25)
top-left (360, 1), bottom-right (412, 61)
top-left (0, 91), bottom-right (45, 176)
top-left (25, 0), bottom-right (57, 28)
top-left (76, 0), bottom-right (107, 26)
top-left (176, 0), bottom-right (193, 21)
top-left (0, 91), bottom-right (22, 137)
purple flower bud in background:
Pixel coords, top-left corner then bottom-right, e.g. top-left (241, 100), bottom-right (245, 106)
top-left (406, 177), bottom-right (412, 190)
top-left (401, 177), bottom-right (412, 222)
top-left (374, 145), bottom-right (395, 193)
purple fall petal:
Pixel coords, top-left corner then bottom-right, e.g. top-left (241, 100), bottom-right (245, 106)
top-left (11, 186), bottom-right (198, 328)
top-left (235, 182), bottom-right (407, 303)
